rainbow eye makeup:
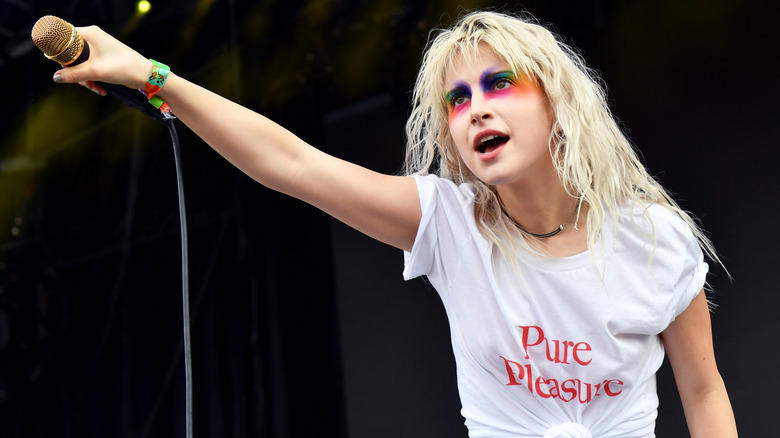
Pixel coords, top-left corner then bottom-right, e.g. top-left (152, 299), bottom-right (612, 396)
top-left (445, 82), bottom-right (472, 121)
top-left (446, 83), bottom-right (470, 107)
top-left (482, 69), bottom-right (538, 100)
top-left (481, 70), bottom-right (517, 95)
top-left (445, 67), bottom-right (533, 122)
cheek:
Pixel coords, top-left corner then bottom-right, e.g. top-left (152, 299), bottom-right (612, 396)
top-left (446, 120), bottom-right (470, 159)
top-left (448, 101), bottom-right (470, 125)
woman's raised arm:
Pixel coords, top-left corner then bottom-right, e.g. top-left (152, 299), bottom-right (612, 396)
top-left (53, 25), bottom-right (421, 251)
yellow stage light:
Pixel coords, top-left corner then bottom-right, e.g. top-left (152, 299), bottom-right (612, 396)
top-left (137, 1), bottom-right (152, 14)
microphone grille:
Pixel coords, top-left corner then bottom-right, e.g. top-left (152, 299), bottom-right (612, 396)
top-left (31, 16), bottom-right (84, 65)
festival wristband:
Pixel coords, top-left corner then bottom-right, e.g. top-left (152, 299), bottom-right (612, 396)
top-left (145, 59), bottom-right (170, 109)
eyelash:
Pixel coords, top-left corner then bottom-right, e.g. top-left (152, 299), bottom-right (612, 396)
top-left (448, 92), bottom-right (469, 107)
top-left (489, 71), bottom-right (516, 91)
top-left (492, 77), bottom-right (513, 90)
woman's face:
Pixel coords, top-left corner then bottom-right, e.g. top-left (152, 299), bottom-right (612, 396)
top-left (444, 46), bottom-right (556, 189)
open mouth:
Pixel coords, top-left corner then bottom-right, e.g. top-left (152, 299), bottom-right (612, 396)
top-left (477, 135), bottom-right (509, 154)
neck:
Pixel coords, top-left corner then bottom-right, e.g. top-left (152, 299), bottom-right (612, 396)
top-left (496, 179), bottom-right (579, 237)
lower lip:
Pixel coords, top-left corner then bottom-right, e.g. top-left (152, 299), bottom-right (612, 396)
top-left (477, 143), bottom-right (506, 162)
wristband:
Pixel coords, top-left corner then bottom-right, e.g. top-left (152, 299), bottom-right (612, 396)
top-left (144, 59), bottom-right (170, 109)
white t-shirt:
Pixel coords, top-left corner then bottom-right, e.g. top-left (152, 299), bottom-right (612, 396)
top-left (403, 175), bottom-right (707, 438)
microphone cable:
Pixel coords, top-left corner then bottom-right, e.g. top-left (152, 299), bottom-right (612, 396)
top-left (167, 121), bottom-right (194, 438)
top-left (31, 16), bottom-right (195, 437)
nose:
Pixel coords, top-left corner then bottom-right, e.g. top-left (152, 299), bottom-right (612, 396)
top-left (470, 93), bottom-right (492, 124)
top-left (471, 112), bottom-right (491, 124)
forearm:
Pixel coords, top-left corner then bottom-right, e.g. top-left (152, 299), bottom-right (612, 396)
top-left (158, 72), bottom-right (309, 193)
top-left (54, 25), bottom-right (310, 195)
top-left (682, 381), bottom-right (738, 438)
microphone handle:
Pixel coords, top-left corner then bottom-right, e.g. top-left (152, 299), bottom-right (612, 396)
top-left (70, 43), bottom-right (172, 125)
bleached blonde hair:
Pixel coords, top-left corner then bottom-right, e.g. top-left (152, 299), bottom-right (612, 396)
top-left (404, 10), bottom-right (722, 267)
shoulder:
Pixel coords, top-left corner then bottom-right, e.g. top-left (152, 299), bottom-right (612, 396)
top-left (403, 175), bottom-right (482, 280)
top-left (615, 201), bottom-right (696, 245)
top-left (603, 201), bottom-right (709, 331)
top-left (411, 174), bottom-right (481, 219)
top-left (608, 201), bottom-right (702, 274)
top-left (413, 174), bottom-right (476, 200)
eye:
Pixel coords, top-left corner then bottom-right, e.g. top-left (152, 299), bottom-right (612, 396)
top-left (446, 88), bottom-right (471, 108)
top-left (452, 94), bottom-right (470, 106)
top-left (492, 78), bottom-right (513, 91)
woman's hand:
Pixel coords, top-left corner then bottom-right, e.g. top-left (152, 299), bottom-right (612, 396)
top-left (52, 26), bottom-right (151, 96)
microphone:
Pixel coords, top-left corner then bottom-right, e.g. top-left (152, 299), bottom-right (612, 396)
top-left (31, 16), bottom-right (172, 124)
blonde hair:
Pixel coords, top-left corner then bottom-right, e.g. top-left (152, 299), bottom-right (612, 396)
top-left (404, 10), bottom-right (722, 268)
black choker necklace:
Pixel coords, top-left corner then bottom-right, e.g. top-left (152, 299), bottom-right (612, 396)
top-left (499, 200), bottom-right (579, 239)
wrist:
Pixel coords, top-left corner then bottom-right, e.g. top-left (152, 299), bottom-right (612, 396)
top-left (144, 59), bottom-right (169, 103)
top-left (131, 58), bottom-right (154, 90)
top-left (141, 59), bottom-right (171, 110)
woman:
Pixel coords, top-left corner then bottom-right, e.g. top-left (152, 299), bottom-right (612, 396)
top-left (53, 10), bottom-right (737, 438)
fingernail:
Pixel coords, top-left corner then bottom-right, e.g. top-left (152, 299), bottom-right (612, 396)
top-left (53, 73), bottom-right (63, 83)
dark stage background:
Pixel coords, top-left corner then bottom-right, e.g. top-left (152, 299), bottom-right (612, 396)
top-left (0, 0), bottom-right (777, 437)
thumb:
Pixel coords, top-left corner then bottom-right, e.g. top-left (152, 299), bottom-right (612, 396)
top-left (53, 66), bottom-right (107, 96)
top-left (53, 65), bottom-right (87, 84)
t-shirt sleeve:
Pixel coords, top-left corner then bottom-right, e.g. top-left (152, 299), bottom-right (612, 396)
top-left (403, 175), bottom-right (439, 280)
top-left (654, 205), bottom-right (709, 323)
top-left (668, 232), bottom-right (708, 321)
top-left (402, 175), bottom-right (476, 286)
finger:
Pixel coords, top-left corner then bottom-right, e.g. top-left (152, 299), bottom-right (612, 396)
top-left (73, 25), bottom-right (104, 51)
top-left (77, 80), bottom-right (106, 96)
top-left (75, 25), bottom-right (103, 39)
top-left (53, 63), bottom-right (91, 85)
top-left (85, 80), bottom-right (107, 96)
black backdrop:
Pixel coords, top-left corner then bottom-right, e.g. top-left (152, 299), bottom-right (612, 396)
top-left (0, 0), bottom-right (777, 437)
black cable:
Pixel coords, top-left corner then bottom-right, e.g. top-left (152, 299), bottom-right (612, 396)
top-left (168, 121), bottom-right (193, 438)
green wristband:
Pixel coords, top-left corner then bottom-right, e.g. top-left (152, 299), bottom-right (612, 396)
top-left (144, 59), bottom-right (170, 103)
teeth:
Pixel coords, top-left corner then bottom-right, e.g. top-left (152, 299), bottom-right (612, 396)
top-left (479, 135), bottom-right (500, 145)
